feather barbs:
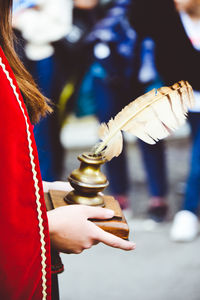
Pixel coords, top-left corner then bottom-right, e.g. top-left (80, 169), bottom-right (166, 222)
top-left (94, 80), bottom-right (194, 161)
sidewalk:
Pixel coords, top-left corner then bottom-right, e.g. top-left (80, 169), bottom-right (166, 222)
top-left (59, 220), bottom-right (200, 300)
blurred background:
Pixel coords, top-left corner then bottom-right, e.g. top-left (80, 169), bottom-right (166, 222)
top-left (13, 0), bottom-right (200, 299)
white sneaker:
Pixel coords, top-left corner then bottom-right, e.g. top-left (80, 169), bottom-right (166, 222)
top-left (170, 210), bottom-right (199, 242)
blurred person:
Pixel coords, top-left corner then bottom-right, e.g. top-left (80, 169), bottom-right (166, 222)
top-left (0, 1), bottom-right (136, 299)
top-left (136, 37), bottom-right (168, 222)
top-left (85, 0), bottom-right (177, 222)
top-left (52, 0), bottom-right (102, 121)
top-left (130, 0), bottom-right (200, 234)
top-left (86, 0), bottom-right (142, 210)
top-left (12, 0), bottom-right (73, 182)
top-left (140, 40), bottom-right (170, 223)
top-left (170, 0), bottom-right (200, 241)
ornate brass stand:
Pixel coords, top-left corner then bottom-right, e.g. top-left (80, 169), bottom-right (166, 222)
top-left (44, 152), bottom-right (129, 240)
top-left (65, 153), bottom-right (108, 206)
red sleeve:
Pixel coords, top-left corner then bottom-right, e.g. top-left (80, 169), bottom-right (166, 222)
top-left (0, 47), bottom-right (51, 299)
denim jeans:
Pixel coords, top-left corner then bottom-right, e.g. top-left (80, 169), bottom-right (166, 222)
top-left (92, 65), bottom-right (131, 195)
top-left (137, 139), bottom-right (168, 197)
top-left (183, 112), bottom-right (200, 213)
top-left (29, 56), bottom-right (63, 181)
top-left (137, 112), bottom-right (200, 214)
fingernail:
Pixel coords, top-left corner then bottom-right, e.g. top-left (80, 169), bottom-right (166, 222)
top-left (105, 209), bottom-right (114, 218)
top-left (130, 243), bottom-right (136, 250)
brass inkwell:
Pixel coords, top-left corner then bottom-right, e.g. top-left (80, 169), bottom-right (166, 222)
top-left (65, 152), bottom-right (108, 207)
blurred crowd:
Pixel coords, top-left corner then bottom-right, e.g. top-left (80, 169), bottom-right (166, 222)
top-left (12, 0), bottom-right (200, 243)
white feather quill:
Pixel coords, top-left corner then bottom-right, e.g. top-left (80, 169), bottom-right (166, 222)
top-left (93, 80), bottom-right (194, 161)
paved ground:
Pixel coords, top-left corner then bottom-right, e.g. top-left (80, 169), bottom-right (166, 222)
top-left (59, 222), bottom-right (200, 300)
top-left (57, 119), bottom-right (200, 300)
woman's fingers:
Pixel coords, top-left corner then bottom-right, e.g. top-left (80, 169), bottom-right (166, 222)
top-left (83, 205), bottom-right (114, 220)
top-left (50, 181), bottom-right (73, 192)
top-left (94, 225), bottom-right (136, 251)
top-left (42, 180), bottom-right (73, 193)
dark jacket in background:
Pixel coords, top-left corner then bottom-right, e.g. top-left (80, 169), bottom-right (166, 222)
top-left (130, 0), bottom-right (200, 91)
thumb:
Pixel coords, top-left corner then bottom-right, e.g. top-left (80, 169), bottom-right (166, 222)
top-left (83, 206), bottom-right (114, 220)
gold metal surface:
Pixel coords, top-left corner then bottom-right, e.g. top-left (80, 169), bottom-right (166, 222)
top-left (65, 152), bottom-right (109, 206)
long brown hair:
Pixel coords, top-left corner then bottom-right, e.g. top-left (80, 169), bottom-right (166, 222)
top-left (0, 0), bottom-right (52, 124)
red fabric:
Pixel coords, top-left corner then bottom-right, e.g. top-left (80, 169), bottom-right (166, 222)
top-left (0, 47), bottom-right (51, 299)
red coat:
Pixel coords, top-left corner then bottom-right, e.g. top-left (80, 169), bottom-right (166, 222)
top-left (0, 47), bottom-right (51, 299)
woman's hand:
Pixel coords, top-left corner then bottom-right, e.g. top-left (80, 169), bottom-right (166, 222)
top-left (47, 205), bottom-right (136, 254)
